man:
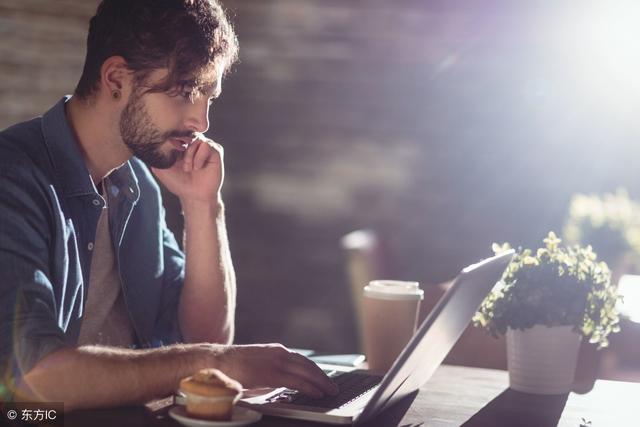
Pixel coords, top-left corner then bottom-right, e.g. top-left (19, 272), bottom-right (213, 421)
top-left (0, 0), bottom-right (336, 409)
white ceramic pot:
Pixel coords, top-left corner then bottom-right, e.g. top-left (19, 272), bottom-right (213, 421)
top-left (507, 325), bottom-right (581, 394)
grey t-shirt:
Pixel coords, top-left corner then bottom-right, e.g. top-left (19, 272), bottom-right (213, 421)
top-left (77, 181), bottom-right (136, 347)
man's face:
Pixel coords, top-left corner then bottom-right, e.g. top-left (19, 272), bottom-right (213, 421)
top-left (119, 67), bottom-right (222, 169)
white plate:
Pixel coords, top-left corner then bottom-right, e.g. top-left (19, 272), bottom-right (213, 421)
top-left (169, 406), bottom-right (262, 427)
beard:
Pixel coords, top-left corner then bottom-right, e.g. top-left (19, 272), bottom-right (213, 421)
top-left (119, 92), bottom-right (188, 169)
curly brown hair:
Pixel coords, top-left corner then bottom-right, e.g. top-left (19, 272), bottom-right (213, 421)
top-left (74, 0), bottom-right (239, 99)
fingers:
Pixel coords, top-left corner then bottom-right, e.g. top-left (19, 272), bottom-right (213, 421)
top-left (187, 139), bottom-right (223, 171)
top-left (192, 140), bottom-right (209, 170)
top-left (286, 352), bottom-right (339, 396)
top-left (278, 372), bottom-right (325, 398)
top-left (182, 139), bottom-right (200, 172)
top-left (267, 346), bottom-right (338, 397)
top-left (216, 344), bottom-right (338, 398)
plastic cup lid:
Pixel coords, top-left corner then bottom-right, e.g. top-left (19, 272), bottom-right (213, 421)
top-left (363, 280), bottom-right (424, 300)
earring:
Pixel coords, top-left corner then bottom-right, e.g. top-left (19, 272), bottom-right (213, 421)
top-left (112, 89), bottom-right (121, 100)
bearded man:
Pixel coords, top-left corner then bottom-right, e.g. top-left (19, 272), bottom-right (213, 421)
top-left (0, 0), bottom-right (336, 409)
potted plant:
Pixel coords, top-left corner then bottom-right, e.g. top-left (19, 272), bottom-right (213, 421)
top-left (473, 232), bottom-right (622, 394)
top-left (563, 189), bottom-right (640, 284)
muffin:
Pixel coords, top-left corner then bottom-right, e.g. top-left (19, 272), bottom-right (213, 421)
top-left (179, 368), bottom-right (243, 420)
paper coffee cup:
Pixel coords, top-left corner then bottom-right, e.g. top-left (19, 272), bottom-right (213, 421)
top-left (362, 280), bottom-right (423, 373)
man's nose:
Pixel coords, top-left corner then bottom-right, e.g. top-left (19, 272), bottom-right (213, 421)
top-left (184, 98), bottom-right (210, 133)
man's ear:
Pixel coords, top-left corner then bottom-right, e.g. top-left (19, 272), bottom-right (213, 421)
top-left (100, 56), bottom-right (134, 101)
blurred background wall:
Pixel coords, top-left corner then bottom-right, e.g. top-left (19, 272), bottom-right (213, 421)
top-left (1, 0), bottom-right (639, 353)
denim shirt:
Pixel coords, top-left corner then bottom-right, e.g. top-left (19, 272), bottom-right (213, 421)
top-left (0, 97), bottom-right (185, 392)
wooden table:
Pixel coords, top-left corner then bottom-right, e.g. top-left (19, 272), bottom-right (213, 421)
top-left (64, 365), bottom-right (638, 427)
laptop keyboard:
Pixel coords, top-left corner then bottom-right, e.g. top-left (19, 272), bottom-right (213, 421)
top-left (281, 371), bottom-right (382, 409)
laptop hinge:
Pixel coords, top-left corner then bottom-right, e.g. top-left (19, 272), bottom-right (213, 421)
top-left (357, 374), bottom-right (410, 423)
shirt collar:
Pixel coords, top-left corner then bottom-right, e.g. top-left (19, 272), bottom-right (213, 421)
top-left (109, 161), bottom-right (140, 204)
top-left (42, 96), bottom-right (96, 197)
top-left (41, 96), bottom-right (139, 202)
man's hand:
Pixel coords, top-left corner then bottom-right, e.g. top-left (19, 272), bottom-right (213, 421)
top-left (215, 344), bottom-right (339, 398)
top-left (152, 135), bottom-right (224, 204)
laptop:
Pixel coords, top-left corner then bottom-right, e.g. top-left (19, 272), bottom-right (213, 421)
top-left (239, 250), bottom-right (514, 424)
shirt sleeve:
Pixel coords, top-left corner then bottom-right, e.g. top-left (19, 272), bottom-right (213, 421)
top-left (0, 166), bottom-right (69, 399)
top-left (152, 206), bottom-right (186, 345)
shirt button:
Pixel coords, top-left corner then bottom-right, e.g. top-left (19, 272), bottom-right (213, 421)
top-left (92, 199), bottom-right (101, 206)
top-left (88, 242), bottom-right (94, 251)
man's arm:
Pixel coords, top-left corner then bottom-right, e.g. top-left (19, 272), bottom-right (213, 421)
top-left (178, 198), bottom-right (235, 343)
top-left (20, 345), bottom-right (209, 410)
top-left (20, 343), bottom-right (337, 410)
top-left (153, 137), bottom-right (235, 344)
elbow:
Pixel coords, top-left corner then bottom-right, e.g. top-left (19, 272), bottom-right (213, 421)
top-left (179, 312), bottom-right (234, 344)
top-left (183, 326), bottom-right (233, 345)
top-left (19, 348), bottom-right (82, 410)
top-left (220, 325), bottom-right (234, 345)
top-left (214, 321), bottom-right (234, 345)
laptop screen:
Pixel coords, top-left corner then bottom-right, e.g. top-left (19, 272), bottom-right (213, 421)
top-left (357, 250), bottom-right (514, 423)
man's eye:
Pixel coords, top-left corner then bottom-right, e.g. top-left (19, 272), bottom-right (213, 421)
top-left (182, 91), bottom-right (193, 101)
